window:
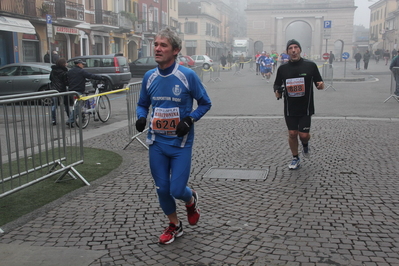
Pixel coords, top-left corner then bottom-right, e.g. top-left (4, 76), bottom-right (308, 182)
top-left (185, 22), bottom-right (197, 34)
top-left (206, 23), bottom-right (211, 36)
top-left (103, 58), bottom-right (114, 67)
top-left (135, 58), bottom-right (147, 64)
top-left (37, 67), bottom-right (50, 75)
top-left (86, 59), bottom-right (102, 67)
top-left (0, 66), bottom-right (18, 76)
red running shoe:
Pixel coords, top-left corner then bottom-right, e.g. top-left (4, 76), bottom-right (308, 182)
top-left (186, 190), bottom-right (200, 225)
top-left (159, 221), bottom-right (183, 245)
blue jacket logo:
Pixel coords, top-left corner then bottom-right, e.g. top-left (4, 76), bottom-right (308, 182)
top-left (173, 85), bottom-right (182, 96)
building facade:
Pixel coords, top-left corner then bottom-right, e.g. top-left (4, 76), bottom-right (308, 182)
top-left (370, 0), bottom-right (399, 54)
top-left (178, 0), bottom-right (234, 58)
top-left (246, 0), bottom-right (356, 60)
top-left (0, 0), bottom-right (145, 66)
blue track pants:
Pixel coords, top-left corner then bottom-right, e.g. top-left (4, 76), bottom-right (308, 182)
top-left (149, 141), bottom-right (193, 215)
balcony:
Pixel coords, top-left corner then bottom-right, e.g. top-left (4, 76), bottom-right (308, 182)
top-left (91, 9), bottom-right (119, 31)
top-left (115, 13), bottom-right (134, 33)
top-left (41, 0), bottom-right (85, 26)
top-left (0, 0), bottom-right (37, 17)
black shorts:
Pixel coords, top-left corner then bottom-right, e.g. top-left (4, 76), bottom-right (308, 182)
top-left (284, 115), bottom-right (311, 133)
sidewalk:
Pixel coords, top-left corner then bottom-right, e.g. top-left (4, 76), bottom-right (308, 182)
top-left (0, 59), bottom-right (398, 266)
top-left (319, 59), bottom-right (391, 81)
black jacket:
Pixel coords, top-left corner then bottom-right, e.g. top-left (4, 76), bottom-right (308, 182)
top-left (52, 53), bottom-right (60, 64)
top-left (67, 66), bottom-right (102, 93)
top-left (273, 58), bottom-right (323, 116)
top-left (50, 65), bottom-right (68, 92)
top-left (44, 53), bottom-right (50, 63)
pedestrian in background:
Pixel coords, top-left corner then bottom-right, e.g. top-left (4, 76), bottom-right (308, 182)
top-left (354, 52), bottom-right (362, 70)
top-left (239, 53), bottom-right (245, 69)
top-left (51, 51), bottom-right (60, 64)
top-left (328, 51), bottom-right (335, 68)
top-left (271, 51), bottom-right (279, 72)
top-left (138, 48), bottom-right (142, 59)
top-left (49, 58), bottom-right (69, 125)
top-left (135, 28), bottom-right (212, 245)
top-left (260, 52), bottom-right (273, 82)
top-left (255, 51), bottom-right (261, 75)
top-left (220, 54), bottom-right (227, 70)
top-left (374, 49), bottom-right (381, 64)
top-left (389, 54), bottom-right (399, 96)
top-left (66, 59), bottom-right (105, 127)
top-left (383, 49), bottom-right (391, 65)
top-left (363, 50), bottom-right (371, 70)
top-left (273, 39), bottom-right (324, 170)
top-left (227, 51), bottom-right (233, 70)
top-left (44, 50), bottom-right (50, 63)
top-left (280, 51), bottom-right (289, 65)
top-left (392, 49), bottom-right (397, 59)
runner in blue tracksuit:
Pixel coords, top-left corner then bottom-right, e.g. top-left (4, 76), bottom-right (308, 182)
top-left (260, 53), bottom-right (274, 82)
top-left (136, 28), bottom-right (211, 245)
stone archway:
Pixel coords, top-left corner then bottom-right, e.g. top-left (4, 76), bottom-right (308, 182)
top-left (285, 21), bottom-right (312, 58)
top-left (128, 40), bottom-right (138, 62)
top-left (254, 41), bottom-right (263, 53)
top-left (334, 40), bottom-right (344, 61)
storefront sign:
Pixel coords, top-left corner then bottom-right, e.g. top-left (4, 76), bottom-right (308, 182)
top-left (23, 34), bottom-right (38, 40)
top-left (54, 26), bottom-right (79, 35)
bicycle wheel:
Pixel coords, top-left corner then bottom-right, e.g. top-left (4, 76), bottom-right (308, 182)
top-left (75, 100), bottom-right (90, 129)
top-left (96, 95), bottom-right (111, 122)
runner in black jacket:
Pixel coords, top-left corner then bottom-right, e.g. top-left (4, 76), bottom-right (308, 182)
top-left (273, 39), bottom-right (324, 170)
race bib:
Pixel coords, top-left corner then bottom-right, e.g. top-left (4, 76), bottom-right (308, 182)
top-left (286, 77), bottom-right (305, 97)
top-left (151, 107), bottom-right (180, 135)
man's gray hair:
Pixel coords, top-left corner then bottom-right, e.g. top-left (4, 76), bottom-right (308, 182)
top-left (156, 28), bottom-right (182, 57)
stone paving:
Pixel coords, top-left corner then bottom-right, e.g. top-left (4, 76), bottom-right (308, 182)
top-left (1, 59), bottom-right (399, 266)
top-left (2, 117), bottom-right (399, 266)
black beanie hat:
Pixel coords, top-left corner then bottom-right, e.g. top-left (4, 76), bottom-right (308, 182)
top-left (286, 39), bottom-right (302, 52)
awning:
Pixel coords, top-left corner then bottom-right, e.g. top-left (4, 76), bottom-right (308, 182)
top-left (372, 42), bottom-right (383, 50)
top-left (0, 16), bottom-right (35, 34)
top-left (206, 41), bottom-right (215, 48)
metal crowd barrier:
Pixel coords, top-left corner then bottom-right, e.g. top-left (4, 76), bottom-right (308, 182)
top-left (249, 59), bottom-right (255, 72)
top-left (385, 67), bottom-right (399, 103)
top-left (234, 61), bottom-right (244, 76)
top-left (0, 91), bottom-right (88, 199)
top-left (124, 82), bottom-right (149, 150)
top-left (193, 66), bottom-right (204, 82)
top-left (208, 65), bottom-right (222, 83)
top-left (321, 63), bottom-right (335, 91)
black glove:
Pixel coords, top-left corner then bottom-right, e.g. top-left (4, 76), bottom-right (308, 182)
top-left (135, 117), bottom-right (146, 132)
top-left (274, 85), bottom-right (284, 100)
top-left (176, 117), bottom-right (193, 137)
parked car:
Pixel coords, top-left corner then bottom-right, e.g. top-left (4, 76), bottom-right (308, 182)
top-left (0, 62), bottom-right (52, 96)
top-left (129, 56), bottom-right (188, 77)
top-left (190, 55), bottom-right (214, 69)
top-left (67, 53), bottom-right (131, 90)
top-left (129, 56), bottom-right (157, 78)
top-left (178, 55), bottom-right (195, 68)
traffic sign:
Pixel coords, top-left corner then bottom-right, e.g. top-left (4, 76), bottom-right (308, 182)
top-left (324, 21), bottom-right (331, 28)
top-left (342, 52), bottom-right (350, 60)
top-left (47, 24), bottom-right (53, 38)
top-left (323, 53), bottom-right (330, 60)
top-left (46, 14), bottom-right (52, 24)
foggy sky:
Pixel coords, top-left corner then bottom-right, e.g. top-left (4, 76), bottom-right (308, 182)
top-left (354, 0), bottom-right (373, 27)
